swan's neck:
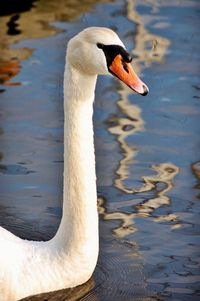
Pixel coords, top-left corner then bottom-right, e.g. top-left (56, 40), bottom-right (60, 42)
top-left (0, 62), bottom-right (99, 301)
top-left (54, 62), bottom-right (98, 254)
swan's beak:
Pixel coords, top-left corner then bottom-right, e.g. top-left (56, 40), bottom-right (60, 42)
top-left (109, 54), bottom-right (149, 96)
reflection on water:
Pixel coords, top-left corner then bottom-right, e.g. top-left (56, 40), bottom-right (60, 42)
top-left (0, 59), bottom-right (21, 85)
top-left (127, 0), bottom-right (170, 73)
top-left (104, 0), bottom-right (180, 238)
top-left (136, 163), bottom-right (182, 230)
top-left (0, 0), bottom-right (112, 70)
top-left (21, 278), bottom-right (96, 301)
top-left (111, 0), bottom-right (170, 195)
top-left (101, 0), bottom-right (200, 300)
top-left (99, 163), bottom-right (179, 238)
top-left (99, 196), bottom-right (138, 237)
top-left (0, 0), bottom-right (200, 300)
top-left (109, 93), bottom-right (144, 193)
top-left (192, 161), bottom-right (200, 199)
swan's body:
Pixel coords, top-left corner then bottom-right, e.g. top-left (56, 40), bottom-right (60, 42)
top-left (0, 27), bottom-right (148, 301)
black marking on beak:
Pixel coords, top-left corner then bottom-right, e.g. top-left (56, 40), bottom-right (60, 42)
top-left (141, 85), bottom-right (149, 96)
top-left (97, 43), bottom-right (133, 68)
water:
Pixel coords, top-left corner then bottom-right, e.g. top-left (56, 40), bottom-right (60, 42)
top-left (0, 0), bottom-right (200, 300)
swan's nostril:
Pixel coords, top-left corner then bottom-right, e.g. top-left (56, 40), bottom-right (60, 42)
top-left (141, 84), bottom-right (149, 96)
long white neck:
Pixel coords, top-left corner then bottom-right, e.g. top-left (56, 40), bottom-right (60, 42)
top-left (54, 61), bottom-right (98, 254)
top-left (0, 59), bottom-right (100, 301)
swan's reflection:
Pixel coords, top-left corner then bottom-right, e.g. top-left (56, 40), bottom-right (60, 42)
top-left (20, 277), bottom-right (95, 300)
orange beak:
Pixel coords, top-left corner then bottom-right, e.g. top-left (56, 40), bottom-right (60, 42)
top-left (109, 54), bottom-right (149, 96)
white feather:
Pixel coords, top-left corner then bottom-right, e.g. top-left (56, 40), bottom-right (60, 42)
top-left (0, 27), bottom-right (126, 301)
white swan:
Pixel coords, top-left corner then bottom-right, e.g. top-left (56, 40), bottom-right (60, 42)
top-left (0, 27), bottom-right (148, 301)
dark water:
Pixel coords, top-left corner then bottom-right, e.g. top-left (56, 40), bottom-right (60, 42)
top-left (0, 0), bottom-right (200, 300)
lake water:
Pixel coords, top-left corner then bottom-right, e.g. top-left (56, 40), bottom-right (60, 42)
top-left (0, 0), bottom-right (200, 300)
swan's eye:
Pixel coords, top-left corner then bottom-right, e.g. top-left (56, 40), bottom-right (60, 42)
top-left (97, 43), bottom-right (104, 49)
top-left (97, 44), bottom-right (132, 65)
top-left (123, 53), bottom-right (133, 63)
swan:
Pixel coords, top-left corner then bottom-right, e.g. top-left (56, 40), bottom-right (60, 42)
top-left (0, 27), bottom-right (148, 301)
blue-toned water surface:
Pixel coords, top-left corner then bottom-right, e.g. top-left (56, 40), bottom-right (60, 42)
top-left (0, 0), bottom-right (200, 300)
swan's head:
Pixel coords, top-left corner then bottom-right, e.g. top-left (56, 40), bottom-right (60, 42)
top-left (67, 27), bottom-right (148, 96)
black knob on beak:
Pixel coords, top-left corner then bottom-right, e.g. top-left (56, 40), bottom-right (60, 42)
top-left (141, 85), bottom-right (149, 96)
